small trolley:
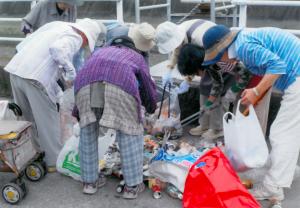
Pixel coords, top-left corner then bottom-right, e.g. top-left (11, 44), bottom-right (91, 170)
top-left (0, 120), bottom-right (47, 204)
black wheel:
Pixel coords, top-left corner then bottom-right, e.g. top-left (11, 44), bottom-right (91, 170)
top-left (25, 162), bottom-right (46, 182)
top-left (2, 182), bottom-right (25, 204)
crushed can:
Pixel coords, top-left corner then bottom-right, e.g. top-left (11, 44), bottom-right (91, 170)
top-left (148, 178), bottom-right (165, 199)
top-left (241, 179), bottom-right (253, 189)
top-left (166, 184), bottom-right (183, 200)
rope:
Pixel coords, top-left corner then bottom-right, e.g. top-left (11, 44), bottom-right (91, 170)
top-left (176, 3), bottom-right (202, 24)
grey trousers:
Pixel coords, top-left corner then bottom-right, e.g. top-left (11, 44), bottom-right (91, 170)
top-left (10, 74), bottom-right (62, 166)
top-left (199, 94), bottom-right (223, 130)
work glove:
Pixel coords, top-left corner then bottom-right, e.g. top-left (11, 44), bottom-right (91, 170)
top-left (176, 80), bottom-right (190, 94)
top-left (162, 70), bottom-right (173, 87)
top-left (200, 100), bottom-right (219, 114)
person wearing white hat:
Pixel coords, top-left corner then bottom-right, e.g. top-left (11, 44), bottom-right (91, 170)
top-left (106, 22), bottom-right (156, 63)
top-left (156, 20), bottom-right (233, 140)
top-left (21, 0), bottom-right (81, 35)
top-left (4, 18), bottom-right (102, 171)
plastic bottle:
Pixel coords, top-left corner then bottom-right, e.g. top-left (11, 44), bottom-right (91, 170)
top-left (166, 184), bottom-right (183, 200)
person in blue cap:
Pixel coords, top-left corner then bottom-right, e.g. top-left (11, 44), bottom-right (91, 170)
top-left (202, 25), bottom-right (300, 202)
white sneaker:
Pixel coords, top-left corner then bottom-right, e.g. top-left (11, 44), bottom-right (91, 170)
top-left (189, 125), bottom-right (208, 136)
top-left (250, 182), bottom-right (284, 201)
top-left (202, 129), bottom-right (224, 140)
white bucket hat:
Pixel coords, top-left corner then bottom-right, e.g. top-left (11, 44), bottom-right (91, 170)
top-left (128, 23), bottom-right (156, 52)
top-left (71, 18), bottom-right (102, 52)
top-left (155, 21), bottom-right (185, 54)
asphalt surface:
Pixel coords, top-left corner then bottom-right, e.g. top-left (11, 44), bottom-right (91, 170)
top-left (0, 130), bottom-right (300, 208)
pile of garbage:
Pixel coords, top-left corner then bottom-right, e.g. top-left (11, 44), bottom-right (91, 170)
top-left (56, 121), bottom-right (225, 200)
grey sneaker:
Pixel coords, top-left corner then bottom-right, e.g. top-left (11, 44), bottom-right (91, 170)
top-left (189, 125), bottom-right (208, 136)
top-left (202, 129), bottom-right (224, 140)
top-left (250, 182), bottom-right (284, 201)
top-left (122, 183), bottom-right (145, 199)
top-left (83, 175), bottom-right (106, 195)
top-left (83, 183), bottom-right (98, 195)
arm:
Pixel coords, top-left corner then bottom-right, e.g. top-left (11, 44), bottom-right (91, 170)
top-left (241, 74), bottom-right (280, 105)
top-left (49, 33), bottom-right (82, 82)
top-left (136, 59), bottom-right (158, 114)
top-left (21, 1), bottom-right (43, 34)
top-left (237, 43), bottom-right (286, 105)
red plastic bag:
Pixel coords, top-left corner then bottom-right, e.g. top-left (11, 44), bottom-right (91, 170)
top-left (183, 148), bottom-right (260, 208)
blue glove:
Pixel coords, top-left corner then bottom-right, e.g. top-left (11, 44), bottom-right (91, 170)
top-left (177, 80), bottom-right (190, 94)
top-left (162, 70), bottom-right (173, 87)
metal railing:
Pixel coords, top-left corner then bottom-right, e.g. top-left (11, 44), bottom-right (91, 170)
top-left (232, 0), bottom-right (300, 28)
top-left (135, 0), bottom-right (171, 23)
top-left (179, 0), bottom-right (237, 25)
top-left (0, 0), bottom-right (124, 42)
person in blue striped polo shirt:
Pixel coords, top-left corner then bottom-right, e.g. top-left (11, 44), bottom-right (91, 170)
top-left (202, 25), bottom-right (300, 202)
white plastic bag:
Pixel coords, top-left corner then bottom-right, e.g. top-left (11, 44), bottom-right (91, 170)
top-left (56, 123), bottom-right (81, 181)
top-left (56, 124), bottom-right (117, 181)
top-left (223, 100), bottom-right (269, 172)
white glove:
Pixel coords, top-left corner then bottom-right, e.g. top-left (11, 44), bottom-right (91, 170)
top-left (176, 80), bottom-right (190, 94)
top-left (162, 70), bottom-right (173, 87)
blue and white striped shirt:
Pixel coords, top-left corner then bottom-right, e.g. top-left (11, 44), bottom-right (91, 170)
top-left (234, 27), bottom-right (300, 91)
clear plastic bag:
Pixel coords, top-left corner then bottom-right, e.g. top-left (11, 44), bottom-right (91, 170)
top-left (150, 84), bottom-right (182, 136)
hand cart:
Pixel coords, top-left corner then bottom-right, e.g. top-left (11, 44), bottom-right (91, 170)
top-left (0, 119), bottom-right (47, 204)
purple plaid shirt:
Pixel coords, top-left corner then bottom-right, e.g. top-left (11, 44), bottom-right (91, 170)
top-left (74, 46), bottom-right (157, 120)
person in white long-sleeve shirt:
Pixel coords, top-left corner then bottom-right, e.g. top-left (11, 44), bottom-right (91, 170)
top-left (5, 18), bottom-right (102, 170)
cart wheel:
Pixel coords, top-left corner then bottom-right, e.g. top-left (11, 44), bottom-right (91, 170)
top-left (25, 162), bottom-right (46, 182)
top-left (2, 183), bottom-right (25, 204)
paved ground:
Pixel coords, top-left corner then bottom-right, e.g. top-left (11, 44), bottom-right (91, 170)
top-left (0, 129), bottom-right (300, 208)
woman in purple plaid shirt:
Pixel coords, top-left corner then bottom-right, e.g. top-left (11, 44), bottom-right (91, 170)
top-left (74, 23), bottom-right (158, 199)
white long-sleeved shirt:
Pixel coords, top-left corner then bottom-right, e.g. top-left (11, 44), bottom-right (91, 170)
top-left (5, 21), bottom-right (82, 104)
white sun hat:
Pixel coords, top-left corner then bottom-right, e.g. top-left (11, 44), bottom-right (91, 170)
top-left (71, 18), bottom-right (102, 52)
top-left (128, 22), bottom-right (156, 52)
top-left (155, 21), bottom-right (186, 54)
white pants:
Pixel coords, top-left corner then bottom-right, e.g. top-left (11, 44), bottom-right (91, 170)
top-left (10, 74), bottom-right (62, 166)
top-left (264, 77), bottom-right (300, 188)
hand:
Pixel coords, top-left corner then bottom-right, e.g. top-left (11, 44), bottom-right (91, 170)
top-left (162, 70), bottom-right (173, 87)
top-left (201, 100), bottom-right (218, 113)
top-left (241, 88), bottom-right (257, 106)
top-left (176, 80), bottom-right (190, 94)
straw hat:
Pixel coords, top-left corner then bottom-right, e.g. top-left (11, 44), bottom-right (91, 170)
top-left (71, 18), bottom-right (102, 52)
top-left (202, 25), bottom-right (241, 65)
top-left (128, 23), bottom-right (156, 52)
top-left (155, 21), bottom-right (185, 54)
